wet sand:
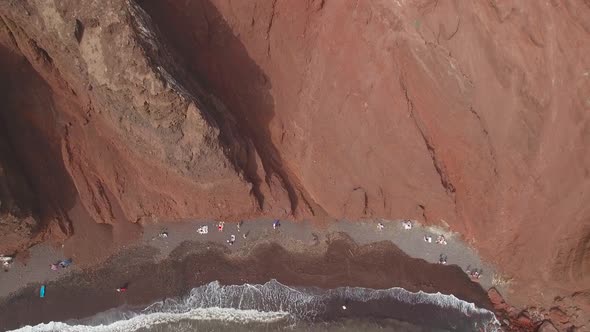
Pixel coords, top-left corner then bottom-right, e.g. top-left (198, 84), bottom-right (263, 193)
top-left (0, 219), bottom-right (496, 331)
top-left (141, 218), bottom-right (496, 289)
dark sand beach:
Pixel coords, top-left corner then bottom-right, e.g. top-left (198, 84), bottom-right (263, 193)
top-left (0, 230), bottom-right (492, 331)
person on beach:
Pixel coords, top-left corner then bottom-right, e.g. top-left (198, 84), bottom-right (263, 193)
top-left (116, 283), bottom-right (129, 292)
top-left (197, 225), bottom-right (208, 234)
top-left (243, 230), bottom-right (250, 239)
top-left (471, 269), bottom-right (482, 279)
top-left (0, 255), bottom-right (13, 265)
top-left (273, 219), bottom-right (281, 229)
top-left (424, 235), bottom-right (432, 243)
top-left (312, 233), bottom-right (319, 244)
top-left (151, 230), bottom-right (169, 241)
top-left (227, 234), bottom-right (236, 245)
top-left (377, 222), bottom-right (384, 230)
top-left (218, 221), bottom-right (225, 232)
top-left (50, 258), bottom-right (72, 270)
top-left (59, 258), bottom-right (73, 268)
top-left (237, 220), bottom-right (243, 232)
top-left (1, 255), bottom-right (13, 269)
top-left (402, 220), bottom-right (412, 230)
top-left (439, 254), bottom-right (447, 264)
top-left (436, 235), bottom-right (447, 245)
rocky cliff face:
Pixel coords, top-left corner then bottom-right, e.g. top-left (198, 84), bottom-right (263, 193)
top-left (1, 0), bottom-right (589, 328)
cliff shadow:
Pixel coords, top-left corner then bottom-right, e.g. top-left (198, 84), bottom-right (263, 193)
top-left (137, 0), bottom-right (302, 214)
top-left (0, 39), bottom-right (77, 242)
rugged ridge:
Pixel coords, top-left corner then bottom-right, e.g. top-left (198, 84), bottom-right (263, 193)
top-left (0, 0), bottom-right (275, 246)
top-left (0, 0), bottom-right (589, 330)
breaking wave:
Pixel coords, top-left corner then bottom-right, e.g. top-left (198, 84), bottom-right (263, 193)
top-left (9, 308), bottom-right (288, 332)
top-left (9, 280), bottom-right (500, 332)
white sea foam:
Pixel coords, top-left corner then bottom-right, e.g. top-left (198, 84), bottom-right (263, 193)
top-left (334, 286), bottom-right (488, 316)
top-left (8, 307), bottom-right (289, 332)
top-left (9, 280), bottom-right (501, 332)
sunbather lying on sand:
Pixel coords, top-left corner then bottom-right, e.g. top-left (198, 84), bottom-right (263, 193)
top-left (402, 220), bottom-right (412, 230)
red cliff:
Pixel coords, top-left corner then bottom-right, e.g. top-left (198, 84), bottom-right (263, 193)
top-left (1, 0), bottom-right (589, 329)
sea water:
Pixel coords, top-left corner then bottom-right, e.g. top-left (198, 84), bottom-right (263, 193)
top-left (9, 280), bottom-right (500, 332)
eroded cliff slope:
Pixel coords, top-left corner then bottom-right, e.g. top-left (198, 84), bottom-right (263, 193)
top-left (1, 0), bottom-right (589, 328)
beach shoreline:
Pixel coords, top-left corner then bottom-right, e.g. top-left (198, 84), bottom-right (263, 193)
top-left (0, 219), bottom-right (497, 331)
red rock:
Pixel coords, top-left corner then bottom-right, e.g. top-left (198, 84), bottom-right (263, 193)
top-left (488, 288), bottom-right (510, 311)
top-left (537, 321), bottom-right (558, 332)
top-left (549, 307), bottom-right (570, 324)
top-left (488, 288), bottom-right (505, 305)
top-left (0, 0), bottom-right (589, 326)
top-left (516, 314), bottom-right (534, 328)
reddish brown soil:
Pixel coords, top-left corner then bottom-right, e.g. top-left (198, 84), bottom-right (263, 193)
top-left (0, 0), bottom-right (589, 329)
